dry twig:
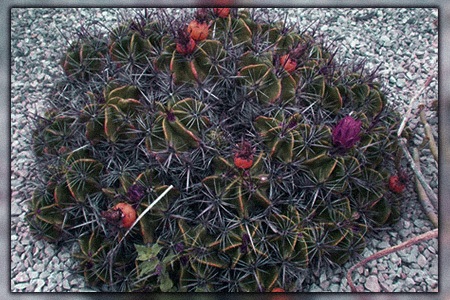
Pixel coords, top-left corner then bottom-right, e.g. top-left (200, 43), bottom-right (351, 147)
top-left (418, 104), bottom-right (438, 162)
top-left (413, 148), bottom-right (438, 227)
top-left (399, 138), bottom-right (438, 206)
top-left (397, 74), bottom-right (434, 137)
top-left (346, 228), bottom-right (438, 292)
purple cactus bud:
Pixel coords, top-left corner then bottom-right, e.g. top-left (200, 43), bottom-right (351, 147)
top-left (101, 209), bottom-right (122, 224)
top-left (85, 261), bottom-right (93, 269)
top-left (155, 263), bottom-right (162, 275)
top-left (332, 116), bottom-right (362, 150)
top-left (166, 109), bottom-right (176, 122)
top-left (180, 255), bottom-right (189, 266)
top-left (127, 184), bottom-right (145, 203)
top-left (174, 242), bottom-right (184, 253)
top-left (240, 233), bottom-right (250, 254)
top-left (287, 118), bottom-right (298, 129)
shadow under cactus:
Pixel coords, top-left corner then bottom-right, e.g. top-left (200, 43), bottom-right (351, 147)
top-left (27, 8), bottom-right (410, 292)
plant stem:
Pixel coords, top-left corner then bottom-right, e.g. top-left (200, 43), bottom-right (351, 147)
top-left (413, 147), bottom-right (438, 227)
top-left (418, 105), bottom-right (438, 162)
top-left (119, 185), bottom-right (174, 244)
top-left (346, 228), bottom-right (438, 292)
top-left (400, 138), bottom-right (438, 206)
top-left (397, 74), bottom-right (434, 137)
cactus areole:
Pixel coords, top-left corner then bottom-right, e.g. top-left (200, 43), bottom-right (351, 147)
top-left (29, 8), bottom-right (406, 292)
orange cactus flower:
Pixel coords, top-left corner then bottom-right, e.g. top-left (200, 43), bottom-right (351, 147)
top-left (214, 8), bottom-right (231, 18)
top-left (279, 54), bottom-right (297, 73)
top-left (113, 202), bottom-right (137, 228)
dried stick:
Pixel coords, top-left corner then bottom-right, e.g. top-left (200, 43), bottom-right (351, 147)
top-left (418, 104), bottom-right (438, 162)
top-left (119, 185), bottom-right (174, 244)
top-left (399, 138), bottom-right (438, 206)
top-left (413, 148), bottom-right (438, 227)
top-left (346, 228), bottom-right (438, 292)
top-left (397, 74), bottom-right (434, 137)
top-left (107, 185), bottom-right (174, 283)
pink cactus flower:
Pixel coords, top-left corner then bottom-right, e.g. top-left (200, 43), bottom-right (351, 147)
top-left (332, 116), bottom-right (362, 150)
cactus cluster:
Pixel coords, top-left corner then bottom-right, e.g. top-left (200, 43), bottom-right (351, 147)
top-left (28, 8), bottom-right (407, 292)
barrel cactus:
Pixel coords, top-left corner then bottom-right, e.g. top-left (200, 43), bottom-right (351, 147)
top-left (28, 8), bottom-right (408, 292)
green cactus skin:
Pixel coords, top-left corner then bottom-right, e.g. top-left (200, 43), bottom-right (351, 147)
top-left (28, 8), bottom-right (407, 292)
top-left (61, 35), bottom-right (107, 81)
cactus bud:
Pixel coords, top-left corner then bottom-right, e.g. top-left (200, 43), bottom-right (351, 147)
top-left (103, 203), bottom-right (137, 228)
top-left (240, 233), bottom-right (250, 254)
top-left (279, 54), bottom-right (297, 73)
top-left (388, 171), bottom-right (407, 193)
top-left (332, 116), bottom-right (362, 150)
top-left (176, 27), bottom-right (196, 55)
top-left (213, 8), bottom-right (231, 18)
top-left (187, 9), bottom-right (210, 41)
top-left (234, 141), bottom-right (254, 169)
top-left (127, 184), bottom-right (145, 203)
top-left (174, 242), bottom-right (185, 253)
top-left (101, 208), bottom-right (122, 224)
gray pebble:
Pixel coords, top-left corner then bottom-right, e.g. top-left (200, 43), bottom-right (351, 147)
top-left (63, 278), bottom-right (71, 290)
top-left (28, 271), bottom-right (39, 280)
top-left (429, 261), bottom-right (438, 276)
top-left (11, 202), bottom-right (22, 216)
top-left (405, 277), bottom-right (416, 288)
top-left (396, 78), bottom-right (406, 88)
top-left (365, 275), bottom-right (381, 292)
top-left (390, 252), bottom-right (401, 265)
top-left (34, 263), bottom-right (45, 273)
top-left (329, 283), bottom-right (340, 292)
top-left (379, 279), bottom-right (394, 292)
top-left (308, 283), bottom-right (322, 292)
top-left (14, 283), bottom-right (30, 290)
top-left (39, 270), bottom-right (50, 279)
top-left (34, 279), bottom-right (46, 292)
top-left (377, 241), bottom-right (390, 249)
top-left (15, 271), bottom-right (30, 283)
top-left (417, 254), bottom-right (427, 268)
top-left (425, 277), bottom-right (438, 288)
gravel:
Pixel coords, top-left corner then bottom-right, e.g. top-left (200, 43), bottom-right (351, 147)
top-left (10, 8), bottom-right (438, 293)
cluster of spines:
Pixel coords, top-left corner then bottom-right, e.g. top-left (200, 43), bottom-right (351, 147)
top-left (27, 8), bottom-right (406, 292)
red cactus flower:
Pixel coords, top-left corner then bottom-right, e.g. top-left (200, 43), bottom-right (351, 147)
top-left (234, 141), bottom-right (254, 169)
top-left (187, 20), bottom-right (209, 41)
top-left (187, 9), bottom-right (210, 41)
top-left (213, 8), bottom-right (231, 18)
top-left (114, 203), bottom-right (137, 228)
top-left (102, 203), bottom-right (137, 228)
top-left (332, 116), bottom-right (362, 150)
top-left (279, 54), bottom-right (297, 73)
top-left (389, 171), bottom-right (407, 193)
top-left (175, 27), bottom-right (196, 55)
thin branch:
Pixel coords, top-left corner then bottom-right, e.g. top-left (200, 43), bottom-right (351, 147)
top-left (118, 185), bottom-right (174, 244)
top-left (418, 104), bottom-right (438, 162)
top-left (397, 74), bottom-right (434, 137)
top-left (413, 147), bottom-right (438, 227)
top-left (106, 185), bottom-right (174, 285)
top-left (399, 138), bottom-right (438, 206)
top-left (347, 228), bottom-right (438, 292)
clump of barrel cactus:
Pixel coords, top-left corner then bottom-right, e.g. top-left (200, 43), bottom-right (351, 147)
top-left (28, 8), bottom-right (407, 292)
